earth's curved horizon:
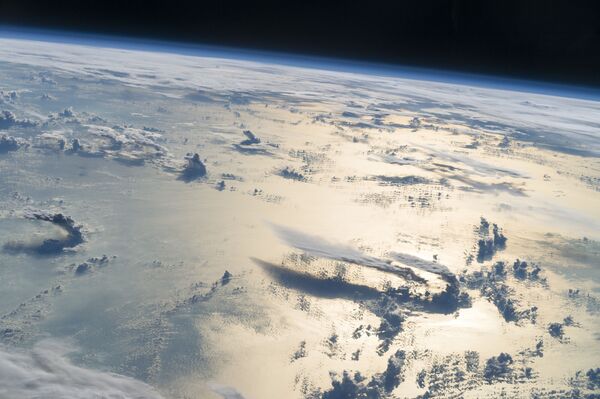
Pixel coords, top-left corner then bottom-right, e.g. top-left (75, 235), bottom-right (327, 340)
top-left (0, 32), bottom-right (599, 399)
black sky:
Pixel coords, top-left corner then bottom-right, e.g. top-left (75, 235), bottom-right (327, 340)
top-left (1, 0), bottom-right (600, 87)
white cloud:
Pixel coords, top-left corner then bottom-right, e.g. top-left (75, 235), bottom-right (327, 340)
top-left (271, 224), bottom-right (451, 279)
top-left (1, 36), bottom-right (598, 157)
top-left (0, 340), bottom-right (165, 399)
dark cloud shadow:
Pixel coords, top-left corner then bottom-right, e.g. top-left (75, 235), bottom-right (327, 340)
top-left (252, 257), bottom-right (382, 301)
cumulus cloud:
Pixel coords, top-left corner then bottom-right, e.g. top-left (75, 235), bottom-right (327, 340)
top-left (0, 340), bottom-right (165, 399)
top-left (179, 153), bottom-right (207, 182)
top-left (277, 167), bottom-right (305, 181)
top-left (239, 130), bottom-right (260, 146)
top-left (0, 134), bottom-right (25, 153)
top-left (0, 90), bottom-right (19, 102)
top-left (233, 130), bottom-right (274, 156)
top-left (0, 110), bottom-right (38, 129)
top-left (321, 350), bottom-right (407, 398)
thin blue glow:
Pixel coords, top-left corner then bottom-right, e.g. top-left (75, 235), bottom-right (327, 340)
top-left (1, 25), bottom-right (599, 101)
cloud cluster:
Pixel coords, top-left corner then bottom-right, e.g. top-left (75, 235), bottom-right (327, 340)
top-left (0, 90), bottom-right (19, 102)
top-left (0, 110), bottom-right (37, 129)
top-left (0, 134), bottom-right (25, 153)
top-left (321, 350), bottom-right (406, 398)
top-left (475, 218), bottom-right (507, 263)
top-left (460, 260), bottom-right (540, 323)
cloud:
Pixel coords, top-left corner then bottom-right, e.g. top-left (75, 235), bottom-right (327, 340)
top-left (0, 134), bottom-right (25, 153)
top-left (270, 224), bottom-right (451, 280)
top-left (268, 225), bottom-right (466, 319)
top-left (321, 350), bottom-right (407, 398)
top-left (208, 383), bottom-right (247, 399)
top-left (0, 110), bottom-right (37, 129)
top-left (1, 36), bottom-right (599, 160)
top-left (366, 175), bottom-right (431, 186)
top-left (388, 252), bottom-right (452, 277)
top-left (179, 153), bottom-right (207, 182)
top-left (232, 130), bottom-right (275, 156)
top-left (84, 124), bottom-right (169, 164)
top-left (0, 340), bottom-right (165, 399)
top-left (0, 90), bottom-right (19, 102)
top-left (276, 167), bottom-right (306, 181)
top-left (3, 211), bottom-right (85, 255)
top-left (239, 130), bottom-right (261, 146)
top-left (419, 144), bottom-right (526, 178)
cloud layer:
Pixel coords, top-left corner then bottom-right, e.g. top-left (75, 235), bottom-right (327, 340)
top-left (0, 340), bottom-right (165, 399)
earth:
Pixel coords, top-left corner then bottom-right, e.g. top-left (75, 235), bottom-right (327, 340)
top-left (0, 33), bottom-right (599, 399)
